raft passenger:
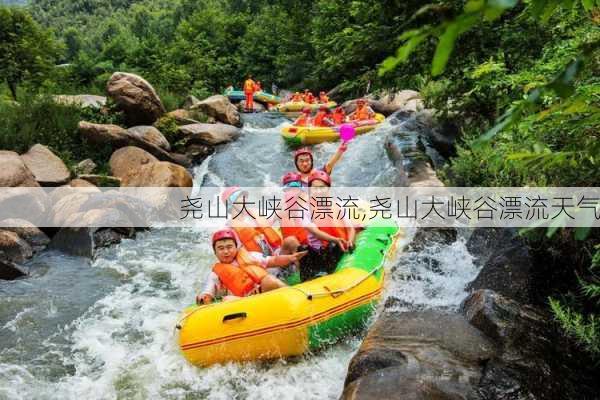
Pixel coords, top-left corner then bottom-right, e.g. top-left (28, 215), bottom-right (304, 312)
top-left (313, 105), bottom-right (334, 127)
top-left (348, 98), bottom-right (375, 121)
top-left (196, 229), bottom-right (306, 305)
top-left (293, 107), bottom-right (312, 127)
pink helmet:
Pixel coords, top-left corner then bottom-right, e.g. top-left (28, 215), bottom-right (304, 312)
top-left (212, 228), bottom-right (238, 248)
top-left (294, 147), bottom-right (313, 161)
top-left (308, 170), bottom-right (331, 187)
top-left (282, 171), bottom-right (302, 185)
top-left (221, 186), bottom-right (242, 204)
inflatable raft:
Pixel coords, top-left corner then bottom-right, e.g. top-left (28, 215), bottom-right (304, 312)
top-left (274, 101), bottom-right (337, 115)
top-left (224, 90), bottom-right (281, 104)
top-left (177, 220), bottom-right (400, 366)
top-left (281, 113), bottom-right (385, 145)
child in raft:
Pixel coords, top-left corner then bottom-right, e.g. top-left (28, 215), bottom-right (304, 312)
top-left (293, 107), bottom-right (312, 126)
top-left (293, 146), bottom-right (347, 187)
top-left (348, 98), bottom-right (375, 121)
top-left (313, 106), bottom-right (335, 127)
top-left (332, 107), bottom-right (346, 125)
top-left (281, 170), bottom-right (356, 281)
top-left (196, 229), bottom-right (307, 305)
top-left (220, 186), bottom-right (300, 259)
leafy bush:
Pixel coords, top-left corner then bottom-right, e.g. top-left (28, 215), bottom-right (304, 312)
top-left (0, 95), bottom-right (114, 168)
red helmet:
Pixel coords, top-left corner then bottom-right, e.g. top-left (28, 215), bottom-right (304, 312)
top-left (221, 186), bottom-right (242, 204)
top-left (212, 228), bottom-right (238, 248)
top-left (308, 170), bottom-right (331, 187)
top-left (302, 107), bottom-right (311, 114)
top-left (282, 171), bottom-right (302, 185)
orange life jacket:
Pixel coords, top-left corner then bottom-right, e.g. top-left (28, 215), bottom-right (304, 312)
top-left (294, 115), bottom-right (311, 126)
top-left (212, 248), bottom-right (266, 297)
top-left (281, 191), bottom-right (310, 245)
top-left (243, 79), bottom-right (256, 94)
top-left (319, 95), bottom-right (329, 103)
top-left (313, 111), bottom-right (332, 127)
top-left (332, 112), bottom-right (345, 125)
top-left (231, 217), bottom-right (282, 255)
top-left (304, 94), bottom-right (315, 104)
top-left (313, 207), bottom-right (350, 247)
top-left (352, 105), bottom-right (372, 121)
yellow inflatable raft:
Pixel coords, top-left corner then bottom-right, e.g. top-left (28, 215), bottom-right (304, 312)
top-left (281, 113), bottom-right (385, 145)
top-left (177, 221), bottom-right (400, 366)
top-left (275, 101), bottom-right (337, 114)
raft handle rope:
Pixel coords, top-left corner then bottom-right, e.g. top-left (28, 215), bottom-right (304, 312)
top-left (288, 232), bottom-right (399, 301)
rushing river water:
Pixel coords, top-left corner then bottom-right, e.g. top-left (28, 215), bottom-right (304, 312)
top-left (0, 114), bottom-right (480, 399)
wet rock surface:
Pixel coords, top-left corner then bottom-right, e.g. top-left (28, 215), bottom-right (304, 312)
top-left (343, 310), bottom-right (495, 400)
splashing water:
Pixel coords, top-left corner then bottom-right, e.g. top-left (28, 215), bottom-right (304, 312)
top-left (0, 113), bottom-right (480, 399)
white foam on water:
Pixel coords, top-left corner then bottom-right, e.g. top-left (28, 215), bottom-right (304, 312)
top-left (0, 227), bottom-right (362, 399)
top-left (2, 306), bottom-right (34, 332)
top-left (385, 232), bottom-right (479, 311)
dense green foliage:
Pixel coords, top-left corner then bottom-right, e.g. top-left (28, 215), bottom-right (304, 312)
top-left (0, 6), bottom-right (60, 99)
top-left (0, 0), bottom-right (598, 356)
top-left (0, 96), bottom-right (117, 171)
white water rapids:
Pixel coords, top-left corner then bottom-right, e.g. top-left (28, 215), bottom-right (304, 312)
top-left (0, 114), bottom-right (479, 399)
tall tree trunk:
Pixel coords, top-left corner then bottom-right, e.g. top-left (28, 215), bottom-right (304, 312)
top-left (7, 80), bottom-right (18, 101)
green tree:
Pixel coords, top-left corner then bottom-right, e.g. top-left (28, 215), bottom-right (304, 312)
top-left (0, 6), bottom-right (60, 99)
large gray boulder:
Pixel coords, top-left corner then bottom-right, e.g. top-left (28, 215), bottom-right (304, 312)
top-left (461, 290), bottom-right (599, 399)
top-left (0, 219), bottom-right (50, 252)
top-left (342, 310), bottom-right (495, 400)
top-left (466, 229), bottom-right (533, 304)
top-left (79, 121), bottom-right (190, 167)
top-left (0, 151), bottom-right (40, 187)
top-left (20, 144), bottom-right (71, 186)
top-left (0, 230), bottom-right (33, 264)
top-left (106, 72), bottom-right (165, 125)
top-left (126, 126), bottom-right (170, 151)
top-left (178, 123), bottom-right (241, 146)
top-left (120, 161), bottom-right (193, 188)
top-left (109, 146), bottom-right (158, 180)
top-left (191, 95), bottom-right (241, 126)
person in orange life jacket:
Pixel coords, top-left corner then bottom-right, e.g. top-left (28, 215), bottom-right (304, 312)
top-left (348, 98), bottom-right (375, 121)
top-left (293, 107), bottom-right (312, 126)
top-left (292, 92), bottom-right (303, 102)
top-left (279, 172), bottom-right (310, 250)
top-left (304, 91), bottom-right (316, 104)
top-left (196, 229), bottom-right (307, 305)
top-left (293, 145), bottom-right (347, 187)
top-left (319, 91), bottom-right (329, 103)
top-left (243, 74), bottom-right (256, 112)
top-left (294, 170), bottom-right (355, 281)
top-left (221, 186), bottom-right (302, 261)
top-left (332, 106), bottom-right (346, 125)
top-left (313, 105), bottom-right (335, 127)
